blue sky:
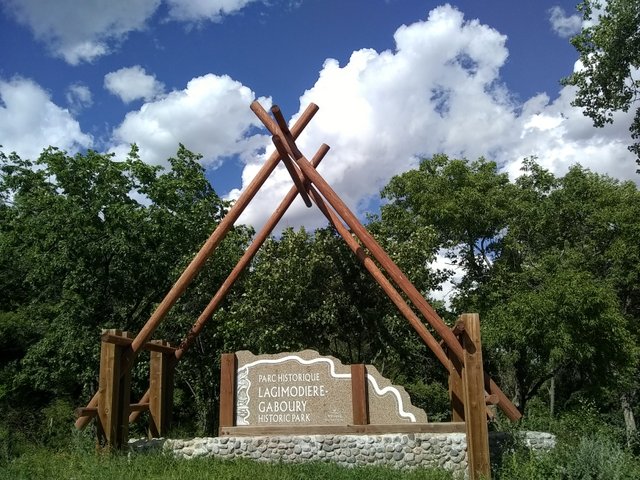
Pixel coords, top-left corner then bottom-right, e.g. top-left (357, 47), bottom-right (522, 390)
top-left (0, 0), bottom-right (637, 232)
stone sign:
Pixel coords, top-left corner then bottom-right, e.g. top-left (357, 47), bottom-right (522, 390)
top-left (234, 350), bottom-right (427, 426)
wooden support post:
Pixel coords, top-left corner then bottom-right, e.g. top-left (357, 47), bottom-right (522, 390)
top-left (149, 340), bottom-right (175, 438)
top-left (219, 353), bottom-right (237, 435)
top-left (461, 314), bottom-right (491, 480)
top-left (351, 364), bottom-right (369, 425)
top-left (75, 103), bottom-right (319, 431)
top-left (97, 329), bottom-right (133, 449)
top-left (448, 344), bottom-right (465, 422)
top-left (127, 146), bottom-right (330, 426)
top-left (250, 100), bottom-right (521, 422)
top-left (173, 143), bottom-right (330, 363)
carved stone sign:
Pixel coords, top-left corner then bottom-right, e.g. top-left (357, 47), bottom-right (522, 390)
top-left (234, 350), bottom-right (427, 426)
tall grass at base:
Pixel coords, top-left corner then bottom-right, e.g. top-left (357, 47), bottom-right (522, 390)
top-left (0, 448), bottom-right (453, 480)
top-left (497, 434), bottom-right (640, 480)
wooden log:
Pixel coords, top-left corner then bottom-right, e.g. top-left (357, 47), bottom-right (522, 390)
top-left (100, 332), bottom-right (176, 354)
top-left (351, 364), bottom-right (369, 425)
top-left (218, 353), bottom-right (237, 435)
top-left (129, 101), bottom-right (318, 355)
top-left (100, 331), bottom-right (132, 346)
top-left (129, 403), bottom-right (149, 412)
top-left (271, 106), bottom-right (304, 159)
top-left (308, 185), bottom-right (495, 423)
top-left (271, 135), bottom-right (312, 207)
top-left (250, 101), bottom-right (521, 422)
top-left (128, 144), bottom-right (329, 425)
top-left (129, 390), bottom-right (150, 424)
top-left (307, 185), bottom-right (451, 370)
top-left (75, 407), bottom-right (98, 418)
top-left (309, 182), bottom-right (515, 425)
top-left (448, 343), bottom-right (465, 422)
top-left (144, 342), bottom-right (176, 355)
top-left (149, 340), bottom-right (175, 438)
top-left (75, 102), bottom-right (319, 430)
top-left (304, 149), bottom-right (518, 420)
top-left (97, 329), bottom-right (132, 449)
top-left (174, 143), bottom-right (329, 362)
top-left (220, 422), bottom-right (466, 436)
top-left (451, 320), bottom-right (465, 337)
top-left (485, 394), bottom-right (499, 405)
top-left (461, 314), bottom-right (491, 480)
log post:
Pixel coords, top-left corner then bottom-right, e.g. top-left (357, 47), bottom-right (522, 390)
top-left (97, 329), bottom-right (133, 449)
top-left (219, 353), bottom-right (237, 435)
top-left (75, 103), bottom-right (319, 431)
top-left (460, 314), bottom-right (490, 480)
top-left (351, 364), bottom-right (369, 425)
top-left (448, 346), bottom-right (465, 422)
top-left (148, 340), bottom-right (175, 438)
top-left (250, 100), bottom-right (521, 422)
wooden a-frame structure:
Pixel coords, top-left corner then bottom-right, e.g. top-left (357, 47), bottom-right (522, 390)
top-left (75, 101), bottom-right (521, 479)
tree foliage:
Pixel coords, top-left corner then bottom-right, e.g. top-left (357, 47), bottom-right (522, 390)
top-left (2, 141), bottom-right (640, 444)
top-left (562, 0), bottom-right (640, 163)
top-left (380, 155), bottom-right (640, 415)
top-left (218, 225), bottom-right (449, 414)
top-left (0, 145), bottom-right (251, 435)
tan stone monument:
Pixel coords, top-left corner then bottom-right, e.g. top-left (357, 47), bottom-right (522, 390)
top-left (219, 350), bottom-right (427, 434)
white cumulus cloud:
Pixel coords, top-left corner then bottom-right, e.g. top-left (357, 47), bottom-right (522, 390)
top-left (65, 83), bottom-right (93, 113)
top-left (1, 0), bottom-right (264, 64)
top-left (548, 5), bottom-right (583, 38)
top-left (1, 0), bottom-right (161, 64)
top-left (165, 0), bottom-right (259, 22)
top-left (104, 66), bottom-right (165, 103)
top-left (230, 4), bottom-right (637, 233)
top-left (0, 77), bottom-right (92, 159)
top-left (109, 73), bottom-right (270, 167)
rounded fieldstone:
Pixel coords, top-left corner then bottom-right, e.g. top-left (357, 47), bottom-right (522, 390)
top-left (194, 447), bottom-right (208, 457)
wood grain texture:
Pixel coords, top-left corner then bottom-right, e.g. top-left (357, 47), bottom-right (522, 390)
top-left (461, 314), bottom-right (491, 480)
top-left (220, 422), bottom-right (466, 437)
top-left (218, 353), bottom-right (237, 434)
top-left (350, 364), bottom-right (369, 425)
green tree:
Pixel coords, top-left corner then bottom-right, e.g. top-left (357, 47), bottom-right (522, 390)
top-left (379, 155), bottom-right (639, 418)
top-left (0, 145), bottom-right (250, 437)
top-left (562, 0), bottom-right (640, 163)
top-left (218, 225), bottom-right (449, 417)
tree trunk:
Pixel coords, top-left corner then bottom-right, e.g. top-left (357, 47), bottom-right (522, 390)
top-left (549, 376), bottom-right (555, 417)
top-left (621, 393), bottom-right (637, 448)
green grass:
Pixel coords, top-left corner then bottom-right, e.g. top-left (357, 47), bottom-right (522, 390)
top-left (495, 434), bottom-right (640, 480)
top-left (0, 449), bottom-right (453, 480)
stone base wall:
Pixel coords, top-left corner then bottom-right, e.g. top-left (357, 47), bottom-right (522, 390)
top-left (130, 431), bottom-right (555, 478)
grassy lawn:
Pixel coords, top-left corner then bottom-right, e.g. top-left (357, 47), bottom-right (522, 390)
top-left (0, 449), bottom-right (453, 480)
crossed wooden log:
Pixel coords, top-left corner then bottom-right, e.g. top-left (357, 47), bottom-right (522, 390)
top-left (75, 101), bottom-right (521, 435)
